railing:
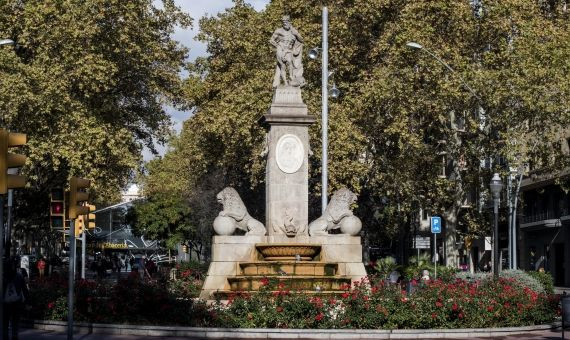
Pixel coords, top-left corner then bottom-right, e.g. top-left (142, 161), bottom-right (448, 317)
top-left (520, 211), bottom-right (559, 224)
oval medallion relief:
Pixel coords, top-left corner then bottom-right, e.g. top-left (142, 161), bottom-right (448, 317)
top-left (275, 134), bottom-right (304, 174)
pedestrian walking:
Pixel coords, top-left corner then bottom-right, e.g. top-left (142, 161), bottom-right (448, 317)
top-left (37, 257), bottom-right (46, 278)
top-left (3, 261), bottom-right (30, 340)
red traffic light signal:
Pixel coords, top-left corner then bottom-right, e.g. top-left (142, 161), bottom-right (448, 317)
top-left (51, 202), bottom-right (64, 215)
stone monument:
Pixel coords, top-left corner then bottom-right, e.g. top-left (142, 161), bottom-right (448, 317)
top-left (199, 16), bottom-right (366, 300)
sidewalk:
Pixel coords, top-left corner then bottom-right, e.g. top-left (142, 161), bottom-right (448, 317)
top-left (18, 328), bottom-right (566, 339)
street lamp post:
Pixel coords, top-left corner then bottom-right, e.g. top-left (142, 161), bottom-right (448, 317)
top-left (309, 7), bottom-right (340, 213)
top-left (0, 38), bottom-right (15, 340)
top-left (490, 173), bottom-right (503, 279)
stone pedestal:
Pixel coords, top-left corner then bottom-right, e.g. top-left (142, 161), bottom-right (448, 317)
top-left (258, 86), bottom-right (315, 236)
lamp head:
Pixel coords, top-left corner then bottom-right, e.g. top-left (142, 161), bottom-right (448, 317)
top-left (308, 48), bottom-right (320, 60)
top-left (489, 173), bottom-right (503, 199)
top-left (329, 84), bottom-right (340, 99)
top-left (406, 42), bottom-right (423, 49)
top-left (0, 39), bottom-right (14, 46)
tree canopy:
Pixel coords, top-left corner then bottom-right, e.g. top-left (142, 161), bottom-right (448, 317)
top-left (0, 0), bottom-right (191, 251)
top-left (135, 0), bottom-right (570, 257)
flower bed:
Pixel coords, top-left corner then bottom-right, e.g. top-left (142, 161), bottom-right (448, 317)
top-left (208, 277), bottom-right (559, 329)
top-left (26, 274), bottom-right (559, 329)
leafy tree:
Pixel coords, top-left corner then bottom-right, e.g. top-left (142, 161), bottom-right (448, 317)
top-left (0, 0), bottom-right (191, 252)
top-left (144, 0), bottom-right (570, 265)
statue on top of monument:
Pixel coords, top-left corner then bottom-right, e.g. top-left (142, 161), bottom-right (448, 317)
top-left (270, 15), bottom-right (306, 88)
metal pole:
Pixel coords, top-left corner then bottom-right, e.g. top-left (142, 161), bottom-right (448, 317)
top-left (0, 194), bottom-right (5, 340)
top-left (81, 231), bottom-right (86, 279)
top-left (512, 172), bottom-right (522, 269)
top-left (507, 173), bottom-right (512, 269)
top-left (321, 6), bottom-right (329, 212)
top-left (493, 199), bottom-right (494, 279)
top-left (108, 210), bottom-right (112, 242)
top-left (67, 219), bottom-right (75, 340)
top-left (434, 233), bottom-right (437, 280)
top-left (5, 189), bottom-right (13, 257)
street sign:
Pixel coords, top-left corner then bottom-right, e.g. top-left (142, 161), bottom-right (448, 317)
top-left (413, 236), bottom-right (430, 249)
top-left (431, 216), bottom-right (442, 234)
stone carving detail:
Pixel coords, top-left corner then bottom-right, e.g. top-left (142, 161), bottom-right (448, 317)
top-left (309, 188), bottom-right (362, 236)
top-left (213, 187), bottom-right (266, 236)
top-left (273, 208), bottom-right (308, 237)
top-left (270, 15), bottom-right (305, 88)
top-left (275, 134), bottom-right (304, 174)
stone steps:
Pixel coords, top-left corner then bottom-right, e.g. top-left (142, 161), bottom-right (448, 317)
top-left (239, 261), bottom-right (338, 276)
top-left (228, 275), bottom-right (351, 291)
top-left (212, 289), bottom-right (347, 300)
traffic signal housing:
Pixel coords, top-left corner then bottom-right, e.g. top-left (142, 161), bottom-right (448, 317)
top-left (69, 177), bottom-right (90, 219)
top-left (75, 214), bottom-right (85, 237)
top-left (182, 244), bottom-right (188, 253)
top-left (87, 204), bottom-right (96, 229)
top-left (50, 188), bottom-right (65, 229)
top-left (0, 129), bottom-right (27, 194)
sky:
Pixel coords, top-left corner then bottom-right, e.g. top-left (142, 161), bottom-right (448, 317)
top-left (143, 0), bottom-right (270, 161)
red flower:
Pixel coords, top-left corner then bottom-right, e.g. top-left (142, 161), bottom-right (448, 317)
top-left (328, 298), bottom-right (336, 305)
top-left (315, 312), bottom-right (324, 321)
top-left (435, 301), bottom-right (443, 308)
top-left (487, 305), bottom-right (494, 312)
top-left (431, 312), bottom-right (437, 319)
top-left (341, 292), bottom-right (350, 299)
top-left (260, 278), bottom-right (270, 286)
top-left (452, 303), bottom-right (458, 311)
top-left (276, 306), bottom-right (284, 313)
top-left (48, 302), bottom-right (55, 309)
top-left (458, 312), bottom-right (464, 319)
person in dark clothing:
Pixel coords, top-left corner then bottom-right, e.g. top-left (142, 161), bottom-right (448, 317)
top-left (3, 261), bottom-right (30, 340)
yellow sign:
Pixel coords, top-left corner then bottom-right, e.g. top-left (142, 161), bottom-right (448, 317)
top-left (101, 242), bottom-right (128, 249)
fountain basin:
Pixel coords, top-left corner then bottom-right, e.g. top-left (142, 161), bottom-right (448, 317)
top-left (256, 243), bottom-right (321, 261)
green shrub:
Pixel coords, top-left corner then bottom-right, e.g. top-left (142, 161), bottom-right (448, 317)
top-left (527, 270), bottom-right (554, 294)
top-left (499, 270), bottom-right (546, 294)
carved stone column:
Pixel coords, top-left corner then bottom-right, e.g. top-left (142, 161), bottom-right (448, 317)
top-left (259, 86), bottom-right (315, 236)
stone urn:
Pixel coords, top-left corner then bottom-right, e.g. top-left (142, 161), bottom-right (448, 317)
top-left (339, 215), bottom-right (362, 236)
top-left (213, 215), bottom-right (236, 235)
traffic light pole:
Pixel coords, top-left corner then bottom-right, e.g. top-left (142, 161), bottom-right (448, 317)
top-left (67, 219), bottom-right (76, 340)
top-left (0, 194), bottom-right (5, 340)
top-left (5, 189), bottom-right (13, 257)
top-left (81, 231), bottom-right (86, 279)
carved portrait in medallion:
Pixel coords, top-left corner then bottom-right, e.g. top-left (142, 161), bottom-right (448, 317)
top-left (275, 134), bottom-right (304, 174)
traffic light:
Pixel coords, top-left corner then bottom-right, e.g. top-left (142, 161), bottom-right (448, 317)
top-left (182, 244), bottom-right (188, 253)
top-left (87, 204), bottom-right (96, 229)
top-left (75, 214), bottom-right (84, 237)
top-left (0, 129), bottom-right (27, 194)
top-left (50, 188), bottom-right (65, 230)
top-left (68, 177), bottom-right (90, 219)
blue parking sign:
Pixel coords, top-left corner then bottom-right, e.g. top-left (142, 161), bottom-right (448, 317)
top-left (431, 216), bottom-right (442, 234)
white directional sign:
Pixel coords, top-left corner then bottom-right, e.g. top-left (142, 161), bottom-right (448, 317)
top-left (413, 236), bottom-right (430, 249)
top-left (431, 216), bottom-right (442, 234)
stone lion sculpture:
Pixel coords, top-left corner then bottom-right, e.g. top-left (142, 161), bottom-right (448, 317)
top-left (213, 187), bottom-right (266, 236)
top-left (308, 188), bottom-right (362, 236)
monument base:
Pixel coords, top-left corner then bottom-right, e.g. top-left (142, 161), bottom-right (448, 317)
top-left (199, 235), bottom-right (367, 300)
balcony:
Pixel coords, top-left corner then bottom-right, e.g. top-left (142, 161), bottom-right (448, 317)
top-left (520, 210), bottom-right (565, 229)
